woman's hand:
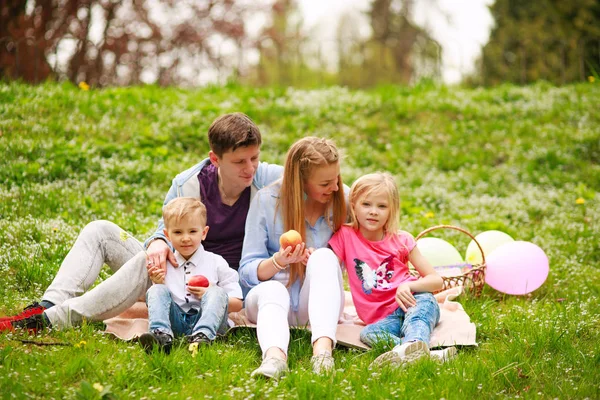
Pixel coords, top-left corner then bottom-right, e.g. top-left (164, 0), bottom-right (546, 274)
top-left (148, 265), bottom-right (166, 284)
top-left (187, 284), bottom-right (211, 299)
top-left (395, 282), bottom-right (417, 312)
top-left (276, 242), bottom-right (307, 266)
top-left (301, 247), bottom-right (315, 266)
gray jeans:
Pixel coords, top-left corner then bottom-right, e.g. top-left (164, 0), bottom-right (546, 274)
top-left (43, 220), bottom-right (152, 328)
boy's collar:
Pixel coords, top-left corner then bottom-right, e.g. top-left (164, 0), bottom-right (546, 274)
top-left (174, 244), bottom-right (205, 266)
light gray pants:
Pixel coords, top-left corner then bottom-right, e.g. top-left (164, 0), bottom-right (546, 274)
top-left (43, 220), bottom-right (152, 328)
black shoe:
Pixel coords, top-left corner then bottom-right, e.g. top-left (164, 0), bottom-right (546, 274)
top-left (1, 313), bottom-right (50, 334)
top-left (139, 330), bottom-right (173, 354)
top-left (187, 332), bottom-right (212, 345)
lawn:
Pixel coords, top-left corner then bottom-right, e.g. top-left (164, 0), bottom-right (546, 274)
top-left (0, 80), bottom-right (599, 399)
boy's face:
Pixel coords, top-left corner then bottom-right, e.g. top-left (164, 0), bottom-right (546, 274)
top-left (209, 145), bottom-right (260, 190)
top-left (164, 213), bottom-right (209, 259)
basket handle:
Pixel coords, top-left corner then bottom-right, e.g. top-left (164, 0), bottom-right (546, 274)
top-left (415, 225), bottom-right (486, 265)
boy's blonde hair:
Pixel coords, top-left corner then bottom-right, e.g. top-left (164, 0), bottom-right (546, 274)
top-left (347, 172), bottom-right (400, 235)
top-left (163, 197), bottom-right (207, 229)
top-left (277, 136), bottom-right (346, 285)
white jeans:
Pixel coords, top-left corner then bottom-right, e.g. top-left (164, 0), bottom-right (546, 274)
top-left (43, 220), bottom-right (151, 328)
top-left (244, 248), bottom-right (344, 358)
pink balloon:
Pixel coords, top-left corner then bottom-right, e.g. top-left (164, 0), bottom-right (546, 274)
top-left (485, 241), bottom-right (549, 295)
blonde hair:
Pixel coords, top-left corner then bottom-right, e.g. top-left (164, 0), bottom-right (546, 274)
top-left (347, 172), bottom-right (400, 235)
top-left (163, 197), bottom-right (207, 229)
top-left (277, 136), bottom-right (346, 285)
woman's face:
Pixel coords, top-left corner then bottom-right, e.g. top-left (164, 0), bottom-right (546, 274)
top-left (303, 162), bottom-right (340, 204)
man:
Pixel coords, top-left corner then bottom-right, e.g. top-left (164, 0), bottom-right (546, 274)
top-left (1, 113), bottom-right (282, 332)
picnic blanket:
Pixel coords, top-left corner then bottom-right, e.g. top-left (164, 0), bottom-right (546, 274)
top-left (103, 287), bottom-right (477, 349)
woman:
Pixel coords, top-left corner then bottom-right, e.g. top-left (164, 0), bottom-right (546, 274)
top-left (239, 136), bottom-right (347, 378)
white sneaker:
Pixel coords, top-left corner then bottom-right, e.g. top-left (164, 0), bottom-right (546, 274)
top-left (250, 357), bottom-right (288, 379)
top-left (371, 340), bottom-right (430, 368)
top-left (430, 346), bottom-right (458, 362)
top-left (311, 351), bottom-right (335, 375)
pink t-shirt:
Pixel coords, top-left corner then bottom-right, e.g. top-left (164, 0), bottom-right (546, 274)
top-left (329, 225), bottom-right (418, 324)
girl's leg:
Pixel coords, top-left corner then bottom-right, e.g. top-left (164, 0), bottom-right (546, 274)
top-left (400, 292), bottom-right (440, 344)
top-left (296, 248), bottom-right (345, 354)
top-left (191, 286), bottom-right (229, 340)
top-left (359, 308), bottom-right (404, 348)
top-left (244, 280), bottom-right (291, 359)
top-left (42, 220), bottom-right (142, 307)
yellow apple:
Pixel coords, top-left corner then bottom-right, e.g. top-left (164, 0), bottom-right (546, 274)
top-left (279, 229), bottom-right (302, 249)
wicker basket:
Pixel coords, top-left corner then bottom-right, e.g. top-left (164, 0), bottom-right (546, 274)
top-left (413, 225), bottom-right (486, 297)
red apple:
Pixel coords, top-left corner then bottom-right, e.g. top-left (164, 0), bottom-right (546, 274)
top-left (279, 229), bottom-right (303, 249)
top-left (188, 275), bottom-right (209, 288)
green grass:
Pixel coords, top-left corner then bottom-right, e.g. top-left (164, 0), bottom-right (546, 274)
top-left (1, 80), bottom-right (599, 399)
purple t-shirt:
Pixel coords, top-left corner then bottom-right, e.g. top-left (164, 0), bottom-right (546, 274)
top-left (198, 164), bottom-right (250, 270)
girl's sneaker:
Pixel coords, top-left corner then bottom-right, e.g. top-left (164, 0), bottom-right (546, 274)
top-left (430, 346), bottom-right (458, 363)
top-left (371, 340), bottom-right (430, 368)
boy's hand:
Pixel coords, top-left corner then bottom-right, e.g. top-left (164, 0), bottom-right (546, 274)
top-left (395, 283), bottom-right (417, 312)
top-left (148, 265), bottom-right (165, 284)
top-left (187, 284), bottom-right (211, 299)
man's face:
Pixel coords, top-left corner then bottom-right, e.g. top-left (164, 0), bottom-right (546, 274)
top-left (210, 145), bottom-right (260, 190)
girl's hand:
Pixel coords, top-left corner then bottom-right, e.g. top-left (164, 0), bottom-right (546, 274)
top-left (395, 283), bottom-right (416, 312)
top-left (148, 265), bottom-right (165, 284)
top-left (277, 242), bottom-right (307, 266)
top-left (187, 284), bottom-right (211, 299)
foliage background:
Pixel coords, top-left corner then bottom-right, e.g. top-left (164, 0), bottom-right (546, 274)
top-left (0, 81), bottom-right (599, 398)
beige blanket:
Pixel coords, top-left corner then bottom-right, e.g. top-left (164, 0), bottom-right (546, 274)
top-left (103, 287), bottom-right (477, 349)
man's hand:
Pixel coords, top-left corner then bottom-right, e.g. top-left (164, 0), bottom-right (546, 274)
top-left (146, 239), bottom-right (178, 276)
top-left (395, 282), bottom-right (417, 312)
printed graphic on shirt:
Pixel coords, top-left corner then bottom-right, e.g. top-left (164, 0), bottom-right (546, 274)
top-left (354, 255), bottom-right (395, 295)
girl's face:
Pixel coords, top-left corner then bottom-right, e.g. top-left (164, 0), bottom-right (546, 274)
top-left (353, 188), bottom-right (390, 240)
top-left (303, 162), bottom-right (340, 204)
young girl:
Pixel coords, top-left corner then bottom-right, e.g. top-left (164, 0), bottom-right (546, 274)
top-left (329, 172), bottom-right (450, 368)
top-left (239, 136), bottom-right (347, 378)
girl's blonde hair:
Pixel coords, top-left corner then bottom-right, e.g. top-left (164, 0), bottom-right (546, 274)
top-left (277, 136), bottom-right (346, 285)
top-left (347, 172), bottom-right (400, 235)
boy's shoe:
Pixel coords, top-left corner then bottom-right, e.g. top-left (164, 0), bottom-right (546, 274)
top-left (0, 313), bottom-right (49, 334)
top-left (430, 346), bottom-right (458, 363)
top-left (139, 331), bottom-right (173, 354)
top-left (250, 357), bottom-right (288, 379)
top-left (371, 340), bottom-right (430, 368)
top-left (311, 351), bottom-right (335, 375)
top-left (187, 332), bottom-right (212, 345)
top-left (0, 302), bottom-right (46, 323)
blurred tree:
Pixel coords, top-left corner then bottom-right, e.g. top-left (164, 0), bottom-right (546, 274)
top-left (364, 0), bottom-right (441, 85)
top-left (0, 0), bottom-right (256, 86)
top-left (479, 0), bottom-right (600, 85)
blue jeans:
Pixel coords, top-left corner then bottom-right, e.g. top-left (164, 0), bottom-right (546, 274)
top-left (359, 292), bottom-right (440, 348)
top-left (146, 284), bottom-right (229, 340)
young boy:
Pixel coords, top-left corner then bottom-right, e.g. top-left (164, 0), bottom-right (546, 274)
top-left (139, 197), bottom-right (243, 354)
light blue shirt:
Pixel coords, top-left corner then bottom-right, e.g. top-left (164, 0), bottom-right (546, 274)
top-left (239, 180), bottom-right (348, 311)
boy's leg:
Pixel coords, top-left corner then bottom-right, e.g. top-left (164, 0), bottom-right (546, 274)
top-left (43, 252), bottom-right (151, 328)
top-left (190, 286), bottom-right (229, 340)
top-left (42, 220), bottom-right (142, 307)
top-left (146, 284), bottom-right (176, 336)
top-left (359, 308), bottom-right (404, 348)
